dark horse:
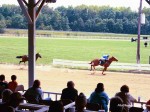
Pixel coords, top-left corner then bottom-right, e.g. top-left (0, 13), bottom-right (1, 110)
top-left (89, 56), bottom-right (118, 75)
top-left (16, 53), bottom-right (42, 64)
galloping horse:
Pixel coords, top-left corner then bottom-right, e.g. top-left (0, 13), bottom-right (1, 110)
top-left (16, 53), bottom-right (42, 64)
top-left (89, 56), bottom-right (118, 75)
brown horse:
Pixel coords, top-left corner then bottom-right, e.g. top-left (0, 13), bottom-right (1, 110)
top-left (89, 56), bottom-right (118, 75)
top-left (16, 53), bottom-right (42, 64)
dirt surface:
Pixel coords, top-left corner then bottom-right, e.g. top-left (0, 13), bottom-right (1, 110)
top-left (0, 64), bottom-right (150, 101)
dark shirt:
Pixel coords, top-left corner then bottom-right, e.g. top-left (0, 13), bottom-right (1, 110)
top-left (24, 87), bottom-right (43, 104)
top-left (0, 82), bottom-right (8, 98)
top-left (0, 102), bottom-right (14, 112)
top-left (61, 88), bottom-right (78, 102)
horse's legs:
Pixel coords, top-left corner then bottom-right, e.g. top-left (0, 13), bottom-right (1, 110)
top-left (93, 66), bottom-right (95, 71)
top-left (102, 67), bottom-right (107, 75)
top-left (90, 65), bottom-right (92, 71)
top-left (19, 61), bottom-right (22, 65)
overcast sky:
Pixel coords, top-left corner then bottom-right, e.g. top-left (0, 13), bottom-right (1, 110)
top-left (0, 0), bottom-right (150, 11)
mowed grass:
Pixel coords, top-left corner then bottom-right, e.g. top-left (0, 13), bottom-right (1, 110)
top-left (0, 37), bottom-right (149, 64)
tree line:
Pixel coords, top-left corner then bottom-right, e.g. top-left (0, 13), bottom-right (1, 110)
top-left (0, 4), bottom-right (150, 34)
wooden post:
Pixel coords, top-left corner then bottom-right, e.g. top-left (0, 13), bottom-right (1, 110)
top-left (28, 0), bottom-right (36, 87)
top-left (137, 0), bottom-right (143, 64)
top-left (149, 56), bottom-right (150, 64)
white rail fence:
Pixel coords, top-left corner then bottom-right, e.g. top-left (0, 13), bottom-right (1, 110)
top-left (0, 34), bottom-right (131, 40)
top-left (53, 59), bottom-right (150, 71)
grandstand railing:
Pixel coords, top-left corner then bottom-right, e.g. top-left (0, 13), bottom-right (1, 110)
top-left (23, 90), bottom-right (147, 111)
top-left (43, 91), bottom-right (61, 101)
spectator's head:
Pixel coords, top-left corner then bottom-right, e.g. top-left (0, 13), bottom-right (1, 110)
top-left (95, 83), bottom-right (104, 93)
top-left (11, 75), bottom-right (17, 81)
top-left (75, 93), bottom-right (87, 112)
top-left (7, 106), bottom-right (15, 112)
top-left (2, 89), bottom-right (13, 103)
top-left (9, 92), bottom-right (24, 108)
top-left (109, 96), bottom-right (123, 112)
top-left (49, 101), bottom-right (64, 112)
top-left (120, 85), bottom-right (129, 93)
top-left (0, 74), bottom-right (5, 81)
top-left (33, 80), bottom-right (41, 88)
top-left (67, 81), bottom-right (74, 89)
top-left (146, 100), bottom-right (150, 110)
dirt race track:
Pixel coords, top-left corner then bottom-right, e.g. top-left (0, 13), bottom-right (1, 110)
top-left (0, 64), bottom-right (150, 101)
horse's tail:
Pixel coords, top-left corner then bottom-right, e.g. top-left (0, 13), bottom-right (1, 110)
top-left (16, 56), bottom-right (22, 58)
top-left (88, 62), bottom-right (92, 64)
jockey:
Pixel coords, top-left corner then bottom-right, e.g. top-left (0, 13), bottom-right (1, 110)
top-left (99, 54), bottom-right (109, 65)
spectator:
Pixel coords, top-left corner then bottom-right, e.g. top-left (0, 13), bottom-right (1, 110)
top-left (109, 96), bottom-right (123, 112)
top-left (0, 74), bottom-right (8, 98)
top-left (8, 75), bottom-right (18, 92)
top-left (115, 85), bottom-right (137, 112)
top-left (143, 100), bottom-right (150, 112)
top-left (75, 92), bottom-right (87, 112)
top-left (1, 89), bottom-right (13, 103)
top-left (48, 101), bottom-right (64, 112)
top-left (0, 74), bottom-right (8, 83)
top-left (0, 92), bottom-right (24, 112)
top-left (24, 79), bottom-right (43, 104)
top-left (88, 83), bottom-right (109, 112)
top-left (61, 81), bottom-right (78, 102)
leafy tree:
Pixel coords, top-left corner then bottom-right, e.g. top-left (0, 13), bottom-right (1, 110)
top-left (0, 14), bottom-right (6, 33)
top-left (0, 4), bottom-right (150, 34)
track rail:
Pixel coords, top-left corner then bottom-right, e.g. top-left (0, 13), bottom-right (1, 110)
top-left (53, 59), bottom-right (150, 71)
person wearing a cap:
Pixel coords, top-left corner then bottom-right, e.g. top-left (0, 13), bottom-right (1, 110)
top-left (143, 100), bottom-right (150, 112)
top-left (99, 54), bottom-right (109, 65)
top-left (0, 92), bottom-right (24, 112)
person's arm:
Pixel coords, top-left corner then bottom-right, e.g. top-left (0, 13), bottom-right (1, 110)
top-left (102, 92), bottom-right (109, 105)
top-left (129, 94), bottom-right (137, 102)
top-left (60, 89), bottom-right (64, 100)
top-left (39, 89), bottom-right (44, 100)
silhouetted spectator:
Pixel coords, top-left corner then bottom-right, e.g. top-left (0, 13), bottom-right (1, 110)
top-left (61, 81), bottom-right (78, 102)
top-left (24, 79), bottom-right (43, 104)
top-left (8, 75), bottom-right (18, 92)
top-left (109, 96), bottom-right (123, 112)
top-left (0, 92), bottom-right (24, 112)
top-left (115, 85), bottom-right (137, 112)
top-left (1, 89), bottom-right (13, 103)
top-left (48, 101), bottom-right (64, 112)
top-left (143, 99), bottom-right (150, 112)
top-left (75, 92), bottom-right (87, 112)
top-left (88, 83), bottom-right (109, 112)
top-left (0, 74), bottom-right (8, 83)
top-left (0, 74), bottom-right (8, 98)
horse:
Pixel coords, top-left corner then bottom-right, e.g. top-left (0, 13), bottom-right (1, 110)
top-left (89, 56), bottom-right (118, 75)
top-left (16, 53), bottom-right (42, 64)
